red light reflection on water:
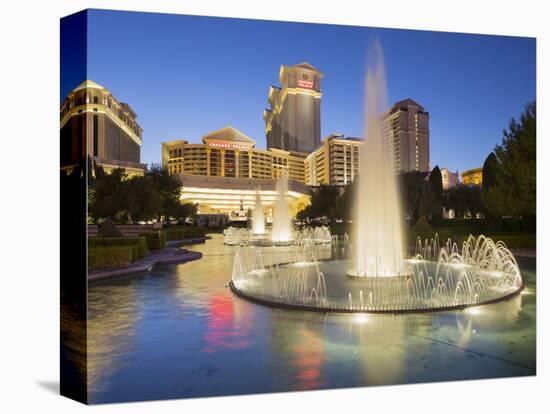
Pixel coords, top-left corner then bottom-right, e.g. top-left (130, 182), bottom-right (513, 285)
top-left (202, 294), bottom-right (251, 353)
top-left (291, 329), bottom-right (324, 390)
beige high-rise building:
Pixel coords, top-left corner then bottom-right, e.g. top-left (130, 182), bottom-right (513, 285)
top-left (304, 134), bottom-right (361, 186)
top-left (384, 98), bottom-right (430, 173)
top-left (264, 62), bottom-right (323, 153)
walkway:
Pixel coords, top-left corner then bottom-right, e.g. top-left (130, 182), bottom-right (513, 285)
top-left (89, 243), bottom-right (203, 281)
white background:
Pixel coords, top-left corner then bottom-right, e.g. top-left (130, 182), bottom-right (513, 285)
top-left (0, 0), bottom-right (547, 412)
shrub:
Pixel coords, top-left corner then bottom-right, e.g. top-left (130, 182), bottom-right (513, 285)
top-left (182, 226), bottom-right (206, 238)
top-left (88, 237), bottom-right (147, 261)
top-left (165, 226), bottom-right (205, 241)
top-left (97, 218), bottom-right (122, 237)
top-left (165, 228), bottom-right (186, 241)
top-left (141, 230), bottom-right (167, 250)
top-left (88, 246), bottom-right (133, 269)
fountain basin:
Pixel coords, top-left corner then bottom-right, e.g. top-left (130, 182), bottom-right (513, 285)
top-left (230, 258), bottom-right (523, 314)
top-left (230, 233), bottom-right (524, 314)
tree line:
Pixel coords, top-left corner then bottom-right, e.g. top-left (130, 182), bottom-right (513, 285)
top-left (88, 162), bottom-right (197, 224)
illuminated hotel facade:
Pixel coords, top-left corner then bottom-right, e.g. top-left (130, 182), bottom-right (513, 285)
top-left (264, 62), bottom-right (322, 153)
top-left (60, 80), bottom-right (146, 176)
top-left (461, 167), bottom-right (483, 186)
top-left (162, 126), bottom-right (310, 214)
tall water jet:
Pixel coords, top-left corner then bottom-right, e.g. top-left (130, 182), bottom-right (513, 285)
top-left (272, 172), bottom-right (292, 243)
top-left (252, 187), bottom-right (265, 235)
top-left (350, 40), bottom-right (405, 277)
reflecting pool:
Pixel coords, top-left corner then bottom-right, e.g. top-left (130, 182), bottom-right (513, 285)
top-left (87, 234), bottom-right (536, 404)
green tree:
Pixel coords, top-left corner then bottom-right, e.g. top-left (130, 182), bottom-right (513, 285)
top-left (481, 152), bottom-right (499, 219)
top-left (399, 171), bottom-right (428, 225)
top-left (483, 101), bottom-right (536, 229)
top-left (146, 164), bottom-right (184, 221)
top-left (88, 166), bottom-right (127, 222)
top-left (331, 182), bottom-right (355, 221)
top-left (118, 175), bottom-right (162, 223)
top-left (170, 202), bottom-right (198, 222)
top-left (299, 185), bottom-right (340, 220)
top-left (443, 184), bottom-right (483, 219)
top-left (428, 166), bottom-right (443, 220)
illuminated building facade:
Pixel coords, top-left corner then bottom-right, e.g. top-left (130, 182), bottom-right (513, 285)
top-left (461, 167), bottom-right (483, 186)
top-left (441, 168), bottom-right (459, 189)
top-left (60, 80), bottom-right (146, 175)
top-left (162, 126), bottom-right (306, 182)
top-left (264, 62), bottom-right (323, 153)
top-left (162, 127), bottom-right (309, 214)
top-left (384, 98), bottom-right (430, 173)
top-left (304, 134), bottom-right (361, 186)
top-left (177, 174), bottom-right (309, 216)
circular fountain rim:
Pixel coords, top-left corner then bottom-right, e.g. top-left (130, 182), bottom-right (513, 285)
top-left (229, 279), bottom-right (524, 315)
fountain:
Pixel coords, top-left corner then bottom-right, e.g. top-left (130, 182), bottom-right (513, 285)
top-left (271, 173), bottom-right (293, 244)
top-left (350, 39), bottom-right (405, 278)
top-left (223, 174), bottom-right (332, 246)
top-left (252, 187), bottom-right (266, 235)
top-left (229, 39), bottom-right (523, 313)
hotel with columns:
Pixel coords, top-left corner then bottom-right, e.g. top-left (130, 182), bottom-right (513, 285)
top-left (161, 62), bottom-right (430, 215)
top-left (60, 79), bottom-right (147, 176)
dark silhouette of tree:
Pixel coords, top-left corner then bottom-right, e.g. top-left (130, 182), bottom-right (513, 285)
top-left (443, 184), bottom-right (483, 219)
top-left (145, 164), bottom-right (185, 222)
top-left (483, 101), bottom-right (536, 231)
top-left (399, 171), bottom-right (428, 225)
top-left (428, 166), bottom-right (443, 220)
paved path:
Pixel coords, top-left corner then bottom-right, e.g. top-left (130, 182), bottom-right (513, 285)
top-left (89, 245), bottom-right (203, 281)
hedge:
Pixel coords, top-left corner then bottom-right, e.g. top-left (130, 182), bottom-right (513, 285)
top-left (88, 237), bottom-right (147, 261)
top-left (165, 226), bottom-right (206, 241)
top-left (88, 246), bottom-right (133, 269)
top-left (141, 230), bottom-right (167, 250)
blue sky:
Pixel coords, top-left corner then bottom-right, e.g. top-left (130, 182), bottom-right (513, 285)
top-left (61, 9), bottom-right (536, 173)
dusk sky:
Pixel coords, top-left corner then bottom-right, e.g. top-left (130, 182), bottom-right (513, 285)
top-left (61, 9), bottom-right (536, 173)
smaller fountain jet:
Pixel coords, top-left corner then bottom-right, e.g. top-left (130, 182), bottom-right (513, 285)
top-left (252, 187), bottom-right (266, 235)
top-left (271, 172), bottom-right (293, 243)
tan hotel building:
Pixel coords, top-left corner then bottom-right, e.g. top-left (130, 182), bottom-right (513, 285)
top-left (162, 127), bottom-right (310, 214)
top-left (60, 80), bottom-right (146, 176)
top-left (462, 167), bottom-right (483, 186)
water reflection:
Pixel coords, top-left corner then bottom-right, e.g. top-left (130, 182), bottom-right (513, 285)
top-left (202, 294), bottom-right (253, 353)
top-left (87, 235), bottom-right (536, 403)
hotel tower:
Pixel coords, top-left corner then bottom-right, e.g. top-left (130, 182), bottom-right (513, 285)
top-left (263, 62), bottom-right (323, 154)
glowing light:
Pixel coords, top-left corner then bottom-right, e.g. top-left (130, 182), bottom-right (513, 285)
top-left (354, 314), bottom-right (369, 324)
top-left (465, 307), bottom-right (483, 315)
